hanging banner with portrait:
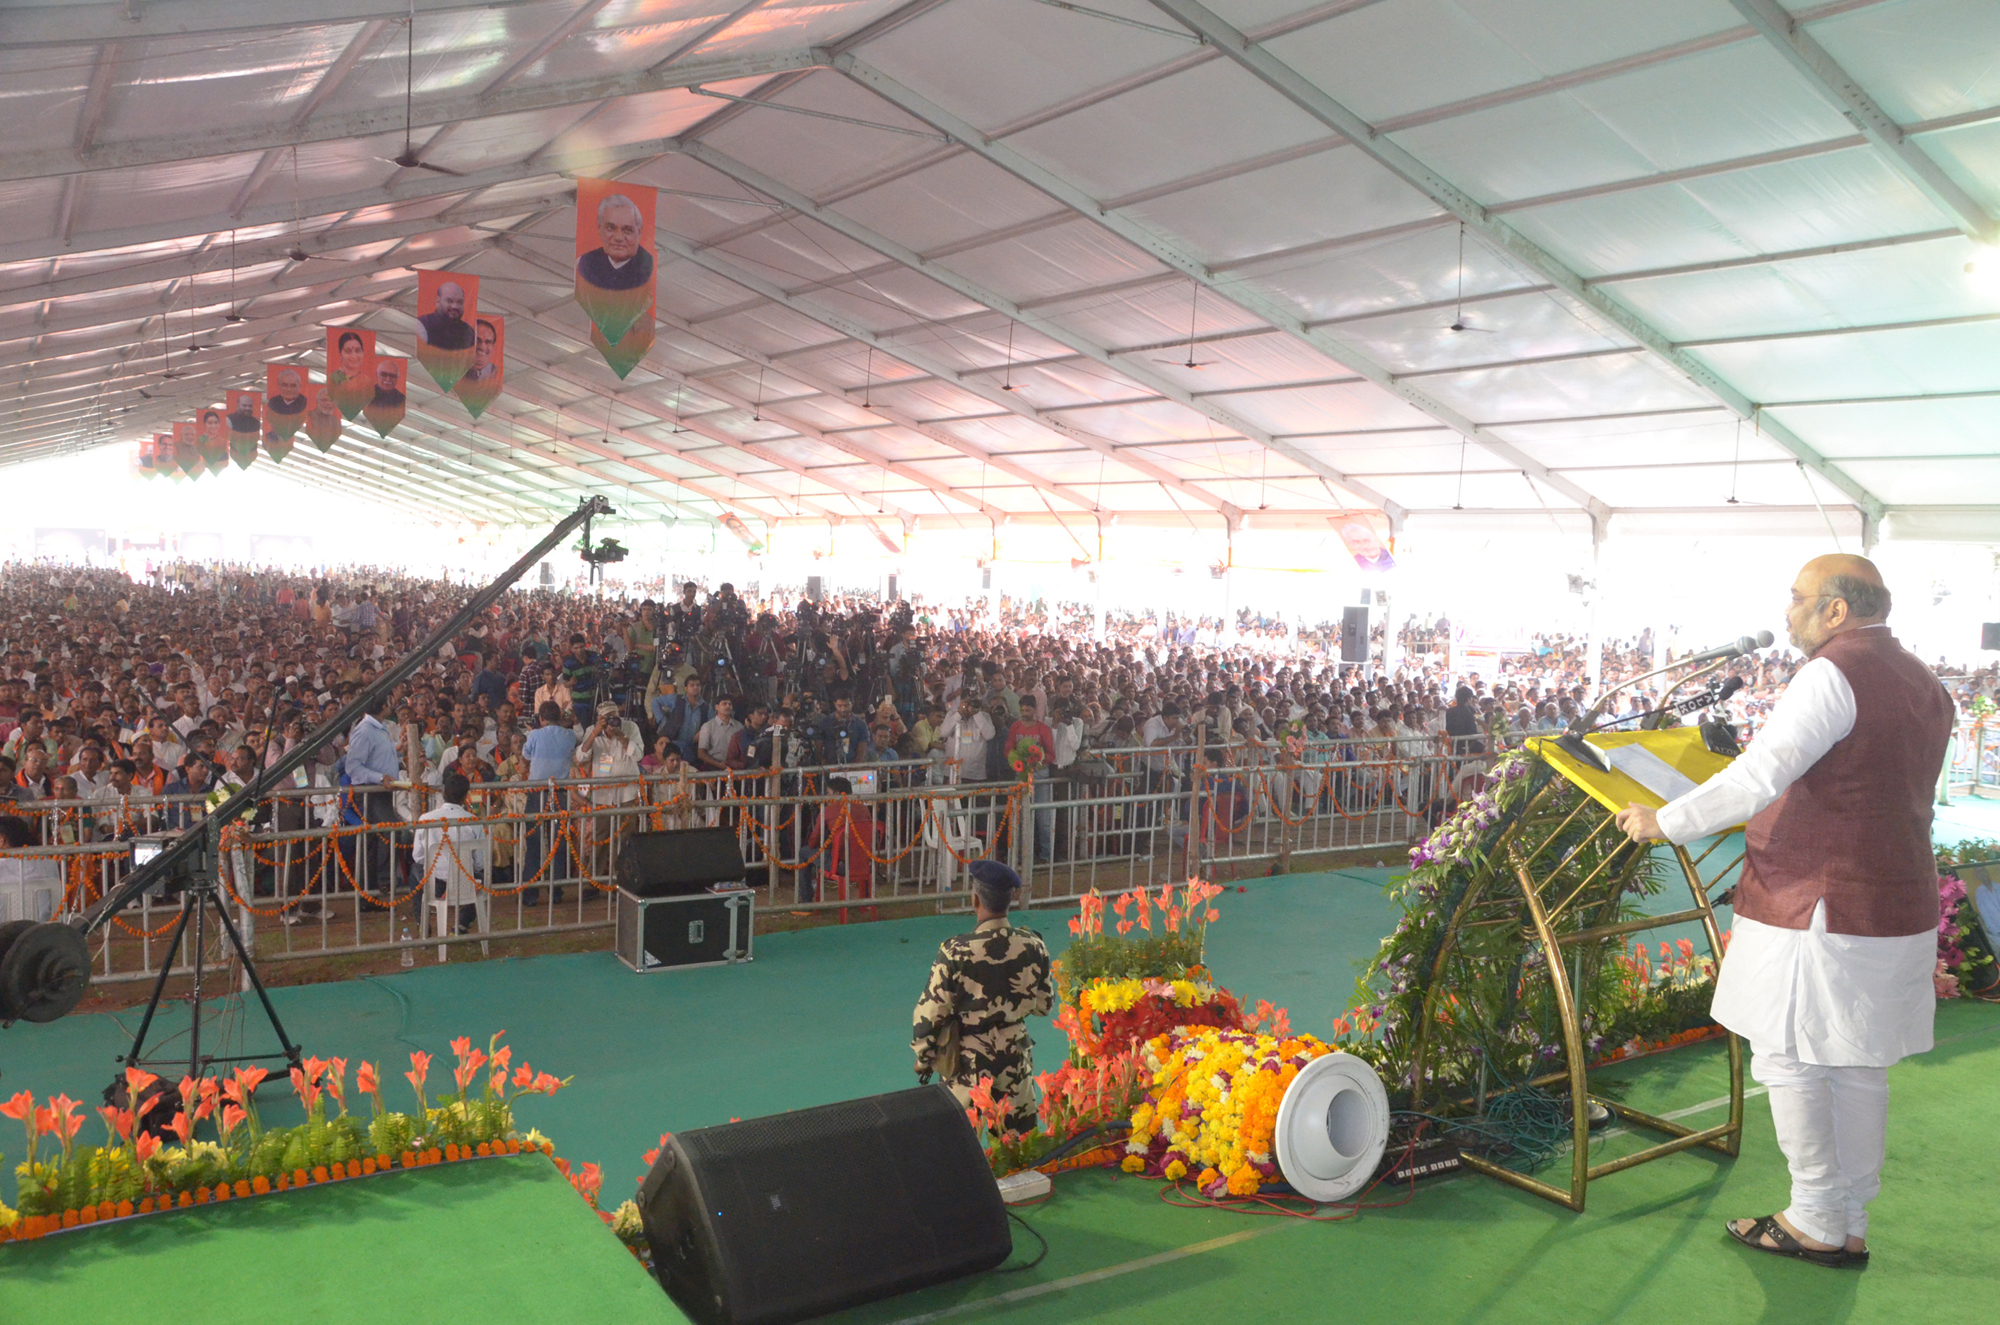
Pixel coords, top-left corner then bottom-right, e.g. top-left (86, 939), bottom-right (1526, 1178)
top-left (718, 511), bottom-right (764, 555)
top-left (264, 364), bottom-right (311, 451)
top-left (303, 381), bottom-right (343, 453)
top-left (415, 270), bottom-right (480, 393)
top-left (574, 177), bottom-right (656, 373)
top-left (1334, 513), bottom-right (1396, 573)
top-left (325, 326), bottom-right (376, 420)
top-left (364, 356), bottom-right (408, 437)
top-left (196, 406), bottom-right (230, 472)
top-left (225, 390), bottom-right (262, 469)
top-left (174, 420), bottom-right (203, 479)
top-left (452, 313), bottom-right (504, 419)
top-left (139, 435), bottom-right (163, 479)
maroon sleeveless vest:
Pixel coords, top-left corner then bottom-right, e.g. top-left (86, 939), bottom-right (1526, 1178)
top-left (1735, 627), bottom-right (1953, 937)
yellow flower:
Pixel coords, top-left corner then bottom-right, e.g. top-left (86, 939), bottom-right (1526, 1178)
top-left (1164, 1159), bottom-right (1187, 1181)
top-left (1121, 1155), bottom-right (1146, 1173)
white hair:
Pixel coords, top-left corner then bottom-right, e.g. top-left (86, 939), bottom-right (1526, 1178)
top-left (596, 193), bottom-right (643, 226)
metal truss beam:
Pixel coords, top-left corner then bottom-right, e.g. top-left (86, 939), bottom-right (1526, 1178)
top-left (0, 48), bottom-right (820, 184)
top-left (674, 141), bottom-right (1402, 518)
top-left (468, 247), bottom-right (1007, 519)
top-left (836, 55), bottom-right (1603, 522)
top-left (1729, 0), bottom-right (1997, 244)
top-left (1128, 2), bottom-right (1885, 521)
top-left (638, 225), bottom-right (1244, 521)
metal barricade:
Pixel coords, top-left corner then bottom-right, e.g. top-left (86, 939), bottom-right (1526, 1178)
top-left (4, 748), bottom-right (1456, 984)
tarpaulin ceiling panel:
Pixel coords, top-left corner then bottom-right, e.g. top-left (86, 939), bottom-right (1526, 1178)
top-left (2, 0), bottom-right (1992, 533)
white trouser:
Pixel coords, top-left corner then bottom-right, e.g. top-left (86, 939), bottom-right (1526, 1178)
top-left (1750, 1045), bottom-right (1890, 1245)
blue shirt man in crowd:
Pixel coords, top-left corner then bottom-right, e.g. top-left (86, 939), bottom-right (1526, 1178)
top-left (518, 701), bottom-right (578, 906)
top-left (340, 699), bottom-right (401, 893)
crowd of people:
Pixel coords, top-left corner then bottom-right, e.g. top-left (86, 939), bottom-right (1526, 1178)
top-left (0, 559), bottom-right (1986, 924)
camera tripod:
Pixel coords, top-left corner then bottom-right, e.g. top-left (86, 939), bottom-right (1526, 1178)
top-left (119, 847), bottom-right (305, 1085)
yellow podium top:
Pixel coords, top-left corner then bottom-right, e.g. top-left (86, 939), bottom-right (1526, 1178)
top-left (1527, 727), bottom-right (1737, 816)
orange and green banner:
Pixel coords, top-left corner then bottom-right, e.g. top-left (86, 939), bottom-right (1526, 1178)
top-left (225, 389), bottom-right (261, 468)
top-left (325, 326), bottom-right (376, 420)
top-left (303, 381), bottom-right (342, 453)
top-left (575, 177), bottom-right (656, 374)
top-left (265, 363), bottom-right (310, 449)
top-left (415, 269), bottom-right (480, 393)
top-left (363, 356), bottom-right (407, 437)
top-left (453, 313), bottom-right (504, 419)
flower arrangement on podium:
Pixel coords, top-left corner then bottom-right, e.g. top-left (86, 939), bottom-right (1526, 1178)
top-left (1053, 878), bottom-right (1227, 1025)
top-left (0, 1032), bottom-right (569, 1242)
top-left (1121, 1023), bottom-right (1333, 1199)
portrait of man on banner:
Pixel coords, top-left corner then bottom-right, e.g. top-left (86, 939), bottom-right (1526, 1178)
top-left (265, 365), bottom-right (310, 440)
top-left (573, 178), bottom-right (657, 353)
top-left (1336, 515), bottom-right (1396, 572)
top-left (326, 326), bottom-right (376, 420)
top-left (225, 390), bottom-right (262, 469)
top-left (303, 384), bottom-right (342, 454)
top-left (364, 356), bottom-right (408, 437)
top-left (174, 420), bottom-right (204, 478)
top-left (415, 270), bottom-right (480, 393)
top-left (139, 435), bottom-right (161, 478)
top-left (453, 314), bottom-right (505, 419)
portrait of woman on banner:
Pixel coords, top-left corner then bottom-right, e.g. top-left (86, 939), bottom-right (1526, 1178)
top-left (198, 407), bottom-right (230, 471)
top-left (326, 327), bottom-right (376, 420)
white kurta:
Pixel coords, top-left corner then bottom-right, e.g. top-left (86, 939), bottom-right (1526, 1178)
top-left (1654, 627), bottom-right (1936, 1068)
top-left (413, 803), bottom-right (490, 907)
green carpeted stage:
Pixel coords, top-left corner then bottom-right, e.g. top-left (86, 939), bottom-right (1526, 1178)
top-left (2, 854), bottom-right (1995, 1324)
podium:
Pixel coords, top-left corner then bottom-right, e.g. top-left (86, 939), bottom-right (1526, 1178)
top-left (1407, 728), bottom-right (1745, 1211)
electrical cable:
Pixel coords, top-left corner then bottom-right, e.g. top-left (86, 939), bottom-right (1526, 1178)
top-left (993, 1208), bottom-right (1049, 1273)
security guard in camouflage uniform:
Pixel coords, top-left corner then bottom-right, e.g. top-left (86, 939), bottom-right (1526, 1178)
top-left (911, 860), bottom-right (1054, 1133)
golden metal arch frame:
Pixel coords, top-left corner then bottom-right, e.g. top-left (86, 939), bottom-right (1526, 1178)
top-left (1408, 765), bottom-right (1744, 1212)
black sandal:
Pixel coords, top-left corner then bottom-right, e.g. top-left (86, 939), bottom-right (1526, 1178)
top-left (1843, 1248), bottom-right (1869, 1269)
top-left (1726, 1215), bottom-right (1848, 1268)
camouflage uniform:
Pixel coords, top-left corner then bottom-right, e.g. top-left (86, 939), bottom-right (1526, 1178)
top-left (911, 918), bottom-right (1054, 1133)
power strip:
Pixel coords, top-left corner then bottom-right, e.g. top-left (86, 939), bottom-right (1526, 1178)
top-left (997, 1170), bottom-right (1051, 1204)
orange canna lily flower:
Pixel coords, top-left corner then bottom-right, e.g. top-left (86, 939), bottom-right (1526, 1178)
top-left (168, 1111), bottom-right (193, 1145)
top-left (124, 1066), bottom-right (160, 1100)
top-left (0, 1090), bottom-right (32, 1123)
top-left (356, 1062), bottom-right (379, 1097)
top-left (1068, 916), bottom-right (1082, 936)
top-left (135, 1132), bottom-right (162, 1165)
top-left (323, 1058), bottom-right (347, 1109)
top-left (489, 1045), bottom-right (511, 1075)
top-left (449, 1036), bottom-right (473, 1061)
top-left (220, 1103), bottom-right (247, 1136)
top-left (513, 1063), bottom-right (535, 1090)
top-left (98, 1105), bottom-right (134, 1144)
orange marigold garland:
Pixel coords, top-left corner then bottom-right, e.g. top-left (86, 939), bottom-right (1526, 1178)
top-left (1121, 1025), bottom-right (1335, 1200)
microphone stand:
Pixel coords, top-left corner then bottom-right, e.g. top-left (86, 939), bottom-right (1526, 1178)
top-left (1553, 653), bottom-right (1736, 773)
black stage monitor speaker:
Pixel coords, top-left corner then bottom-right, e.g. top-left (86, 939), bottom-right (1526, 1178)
top-left (639, 1086), bottom-right (1010, 1325)
top-left (1340, 605), bottom-right (1370, 663)
top-left (615, 827), bottom-right (746, 897)
top-left (1983, 622), bottom-right (2000, 651)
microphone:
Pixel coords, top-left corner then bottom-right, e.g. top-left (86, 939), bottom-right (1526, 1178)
top-left (1680, 630), bottom-right (1775, 666)
top-left (1715, 674), bottom-right (1746, 703)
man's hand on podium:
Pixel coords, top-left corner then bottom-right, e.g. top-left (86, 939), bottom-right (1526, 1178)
top-left (1615, 802), bottom-right (1664, 844)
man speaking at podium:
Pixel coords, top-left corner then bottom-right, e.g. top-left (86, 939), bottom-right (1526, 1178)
top-left (1616, 555), bottom-right (1953, 1269)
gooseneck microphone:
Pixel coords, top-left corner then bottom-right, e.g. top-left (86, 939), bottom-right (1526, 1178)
top-left (1554, 630), bottom-right (1773, 772)
top-left (1677, 630), bottom-right (1777, 667)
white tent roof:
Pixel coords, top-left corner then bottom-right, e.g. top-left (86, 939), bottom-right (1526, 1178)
top-left (1, 0), bottom-right (1994, 534)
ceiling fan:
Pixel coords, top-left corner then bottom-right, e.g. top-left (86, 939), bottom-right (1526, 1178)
top-left (280, 149), bottom-right (366, 266)
top-left (1153, 282), bottom-right (1217, 368)
top-left (372, 6), bottom-right (464, 177)
top-left (1444, 222), bottom-right (1497, 335)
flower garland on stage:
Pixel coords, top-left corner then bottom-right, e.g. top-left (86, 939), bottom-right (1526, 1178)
top-left (0, 1033), bottom-right (568, 1242)
top-left (1120, 1025), bottom-right (1334, 1199)
top-left (1058, 975), bottom-right (1245, 1063)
